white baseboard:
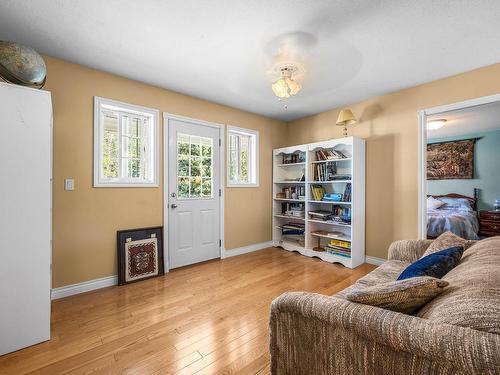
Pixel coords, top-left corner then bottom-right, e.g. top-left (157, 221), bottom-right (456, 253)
top-left (51, 275), bottom-right (118, 300)
top-left (222, 241), bottom-right (273, 259)
top-left (52, 241), bottom-right (273, 299)
top-left (365, 256), bottom-right (386, 266)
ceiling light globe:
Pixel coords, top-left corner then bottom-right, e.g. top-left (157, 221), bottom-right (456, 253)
top-left (272, 78), bottom-right (291, 98)
top-left (271, 66), bottom-right (302, 99)
top-left (427, 119), bottom-right (446, 130)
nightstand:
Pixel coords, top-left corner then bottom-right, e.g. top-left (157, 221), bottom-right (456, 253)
top-left (479, 210), bottom-right (500, 237)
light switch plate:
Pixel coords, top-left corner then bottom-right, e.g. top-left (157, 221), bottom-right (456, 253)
top-left (64, 178), bottom-right (74, 191)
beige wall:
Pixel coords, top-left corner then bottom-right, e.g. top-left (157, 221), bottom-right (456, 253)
top-left (45, 55), bottom-right (500, 288)
top-left (286, 63), bottom-right (500, 259)
top-left (44, 56), bottom-right (287, 288)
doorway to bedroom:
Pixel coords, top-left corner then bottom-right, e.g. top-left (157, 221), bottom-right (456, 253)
top-left (418, 95), bottom-right (500, 240)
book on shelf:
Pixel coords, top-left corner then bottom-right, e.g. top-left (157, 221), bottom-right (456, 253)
top-left (327, 244), bottom-right (351, 253)
top-left (308, 210), bottom-right (332, 219)
top-left (309, 207), bottom-right (351, 224)
top-left (343, 183), bottom-right (352, 202)
top-left (311, 185), bottom-right (326, 200)
top-left (330, 239), bottom-right (351, 248)
top-left (311, 230), bottom-right (345, 239)
top-left (282, 202), bottom-right (305, 218)
top-left (326, 248), bottom-right (352, 258)
top-left (331, 174), bottom-right (352, 180)
top-left (281, 222), bottom-right (305, 235)
top-left (315, 149), bottom-right (348, 161)
top-left (312, 162), bottom-right (352, 182)
top-left (313, 163), bottom-right (336, 181)
top-left (280, 186), bottom-right (305, 199)
top-left (282, 151), bottom-right (305, 164)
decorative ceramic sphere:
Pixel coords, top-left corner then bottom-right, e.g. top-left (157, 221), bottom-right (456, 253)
top-left (0, 41), bottom-right (46, 88)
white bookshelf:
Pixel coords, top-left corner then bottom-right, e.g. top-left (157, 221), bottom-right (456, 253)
top-left (272, 137), bottom-right (365, 268)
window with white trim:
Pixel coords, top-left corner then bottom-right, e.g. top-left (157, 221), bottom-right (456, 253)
top-left (227, 126), bottom-right (259, 187)
top-left (94, 97), bottom-right (159, 187)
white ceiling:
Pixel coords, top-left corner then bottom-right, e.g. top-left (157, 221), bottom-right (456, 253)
top-left (1, 0), bottom-right (499, 121)
top-left (427, 101), bottom-right (500, 139)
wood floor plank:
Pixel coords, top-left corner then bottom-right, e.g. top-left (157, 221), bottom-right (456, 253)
top-left (0, 248), bottom-right (375, 374)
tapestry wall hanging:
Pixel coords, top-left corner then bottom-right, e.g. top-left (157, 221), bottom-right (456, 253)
top-left (427, 139), bottom-right (475, 180)
top-left (117, 226), bottom-right (164, 285)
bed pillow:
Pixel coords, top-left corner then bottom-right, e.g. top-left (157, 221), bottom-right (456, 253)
top-left (422, 231), bottom-right (472, 257)
top-left (345, 276), bottom-right (449, 314)
top-left (427, 196), bottom-right (445, 210)
top-left (437, 197), bottom-right (474, 212)
top-left (398, 246), bottom-right (464, 280)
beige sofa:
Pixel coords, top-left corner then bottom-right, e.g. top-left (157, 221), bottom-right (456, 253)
top-left (270, 237), bottom-right (500, 374)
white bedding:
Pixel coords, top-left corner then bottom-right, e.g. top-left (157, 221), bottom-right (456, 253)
top-left (427, 208), bottom-right (479, 240)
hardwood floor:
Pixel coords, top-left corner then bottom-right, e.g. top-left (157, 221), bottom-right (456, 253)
top-left (0, 248), bottom-right (375, 374)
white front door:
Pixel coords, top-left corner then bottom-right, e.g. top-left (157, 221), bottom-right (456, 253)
top-left (167, 116), bottom-right (221, 269)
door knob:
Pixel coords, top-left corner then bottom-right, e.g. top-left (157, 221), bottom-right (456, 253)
top-left (171, 204), bottom-right (178, 209)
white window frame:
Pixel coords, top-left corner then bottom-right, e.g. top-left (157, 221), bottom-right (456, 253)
top-left (226, 125), bottom-right (259, 187)
top-left (93, 96), bottom-right (159, 187)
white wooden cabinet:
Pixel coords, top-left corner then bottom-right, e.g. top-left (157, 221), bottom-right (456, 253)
top-left (272, 137), bottom-right (365, 268)
top-left (0, 82), bottom-right (52, 355)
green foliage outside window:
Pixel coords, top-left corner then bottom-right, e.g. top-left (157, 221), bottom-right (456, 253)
top-left (177, 134), bottom-right (213, 198)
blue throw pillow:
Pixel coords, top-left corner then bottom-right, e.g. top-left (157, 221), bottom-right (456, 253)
top-left (397, 246), bottom-right (464, 280)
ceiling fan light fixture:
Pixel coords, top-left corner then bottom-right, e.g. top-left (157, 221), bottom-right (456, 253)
top-left (272, 66), bottom-right (301, 99)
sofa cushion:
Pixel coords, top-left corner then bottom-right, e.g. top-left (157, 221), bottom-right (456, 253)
top-left (422, 231), bottom-right (473, 257)
top-left (345, 276), bottom-right (449, 314)
top-left (336, 260), bottom-right (409, 298)
top-left (417, 236), bottom-right (500, 334)
top-left (397, 246), bottom-right (464, 280)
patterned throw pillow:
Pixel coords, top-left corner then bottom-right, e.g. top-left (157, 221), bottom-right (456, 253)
top-left (397, 246), bottom-right (464, 280)
top-left (423, 231), bottom-right (472, 257)
top-left (345, 276), bottom-right (449, 314)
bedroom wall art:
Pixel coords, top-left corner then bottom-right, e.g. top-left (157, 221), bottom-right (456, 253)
top-left (117, 226), bottom-right (164, 285)
top-left (427, 139), bottom-right (475, 180)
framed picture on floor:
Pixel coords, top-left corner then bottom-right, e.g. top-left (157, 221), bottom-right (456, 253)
top-left (117, 226), bottom-right (164, 285)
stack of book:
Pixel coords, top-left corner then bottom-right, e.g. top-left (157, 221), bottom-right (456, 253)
top-left (315, 149), bottom-right (348, 161)
top-left (282, 203), bottom-right (305, 218)
top-left (309, 210), bottom-right (333, 221)
top-left (281, 222), bottom-right (305, 235)
top-left (326, 239), bottom-right (351, 258)
top-left (282, 152), bottom-right (305, 164)
top-left (310, 185), bottom-right (326, 200)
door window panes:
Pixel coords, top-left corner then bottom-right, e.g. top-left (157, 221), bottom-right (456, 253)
top-left (177, 133), bottom-right (213, 198)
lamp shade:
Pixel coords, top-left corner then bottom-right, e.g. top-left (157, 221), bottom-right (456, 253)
top-left (336, 109), bottom-right (357, 126)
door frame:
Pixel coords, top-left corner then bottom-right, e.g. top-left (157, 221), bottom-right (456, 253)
top-left (417, 93), bottom-right (500, 239)
top-left (163, 113), bottom-right (225, 272)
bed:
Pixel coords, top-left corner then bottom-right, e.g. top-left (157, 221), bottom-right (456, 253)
top-left (426, 191), bottom-right (479, 240)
